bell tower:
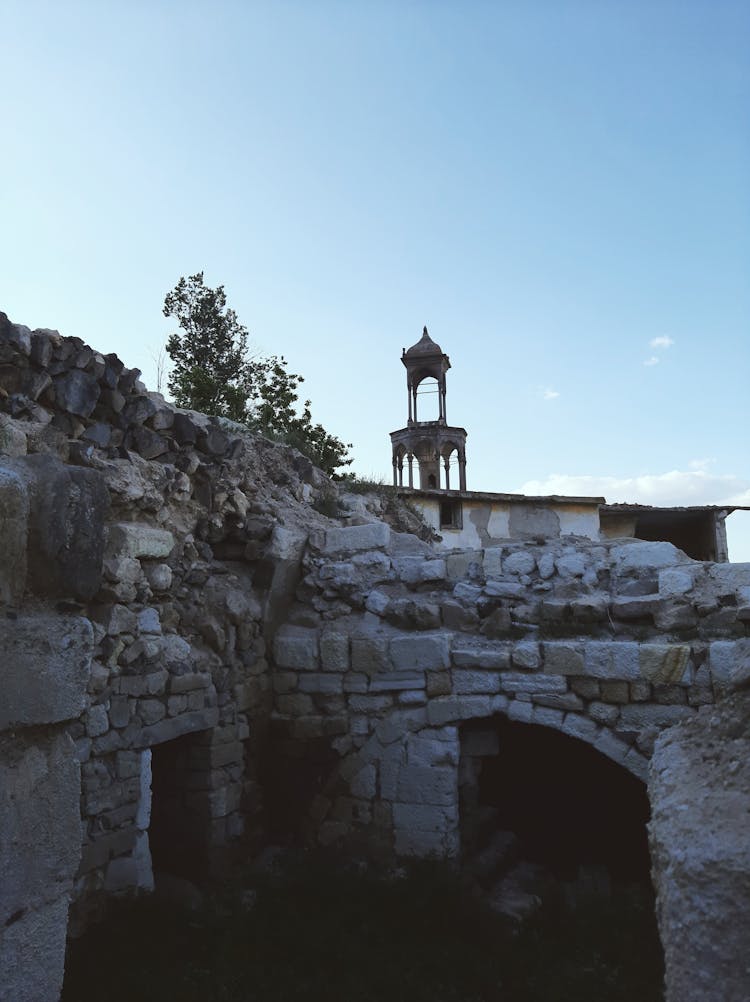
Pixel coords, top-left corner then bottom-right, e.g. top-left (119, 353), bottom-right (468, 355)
top-left (390, 327), bottom-right (467, 491)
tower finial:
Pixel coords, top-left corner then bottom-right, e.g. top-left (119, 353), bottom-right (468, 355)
top-left (423, 325), bottom-right (429, 337)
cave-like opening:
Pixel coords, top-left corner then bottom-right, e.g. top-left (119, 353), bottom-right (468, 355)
top-left (460, 716), bottom-right (651, 884)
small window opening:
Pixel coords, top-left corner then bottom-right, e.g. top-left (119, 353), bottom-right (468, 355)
top-left (428, 474), bottom-right (437, 489)
top-left (440, 500), bottom-right (463, 529)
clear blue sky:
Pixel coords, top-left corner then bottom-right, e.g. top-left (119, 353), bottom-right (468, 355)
top-left (2, 1), bottom-right (749, 556)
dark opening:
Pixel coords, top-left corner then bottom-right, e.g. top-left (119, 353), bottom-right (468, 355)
top-left (428, 473), bottom-right (437, 489)
top-left (440, 499), bottom-right (463, 529)
top-left (149, 733), bottom-right (210, 880)
top-left (460, 716), bottom-right (651, 882)
top-left (633, 511), bottom-right (717, 561)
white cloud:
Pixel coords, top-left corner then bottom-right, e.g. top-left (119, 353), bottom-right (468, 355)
top-left (643, 356), bottom-right (660, 366)
top-left (513, 469), bottom-right (750, 561)
top-left (649, 336), bottom-right (675, 349)
top-left (542, 388), bottom-right (560, 400)
top-left (688, 457), bottom-right (715, 471)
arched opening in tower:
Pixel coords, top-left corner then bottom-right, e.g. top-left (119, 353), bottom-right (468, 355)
top-left (459, 716), bottom-right (651, 889)
top-left (414, 376), bottom-right (440, 422)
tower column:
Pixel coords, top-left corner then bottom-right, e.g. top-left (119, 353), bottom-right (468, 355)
top-left (444, 456), bottom-right (451, 490)
top-left (458, 451), bottom-right (467, 491)
top-left (407, 452), bottom-right (414, 488)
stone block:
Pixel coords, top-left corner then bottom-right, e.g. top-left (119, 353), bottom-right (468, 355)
top-left (392, 803), bottom-right (458, 831)
top-left (9, 456), bottom-right (107, 601)
top-left (507, 700), bottom-right (533, 723)
top-left (375, 709), bottom-right (427, 744)
top-left (106, 522), bottom-right (175, 560)
top-left (0, 896), bottom-right (71, 1002)
top-left (370, 673), bottom-right (426, 692)
top-left (452, 642), bottom-right (511, 670)
top-left (584, 642), bottom-right (640, 680)
top-left (542, 643), bottom-right (584, 675)
top-left (297, 674), bottom-right (344, 695)
top-left (561, 713), bottom-right (599, 743)
top-left (351, 633), bottom-right (390, 674)
top-left (0, 613), bottom-right (92, 728)
top-left (611, 541), bottom-right (689, 570)
top-left (512, 641), bottom-right (541, 670)
top-left (619, 704), bottom-right (695, 729)
top-left (324, 522), bottom-right (390, 554)
top-left (396, 765), bottom-right (456, 806)
top-left (365, 590), bottom-right (390, 616)
top-left (135, 708), bottom-right (219, 747)
top-left (446, 550), bottom-right (483, 582)
top-left (659, 568), bottom-right (694, 597)
top-left (273, 625), bottom-right (319, 670)
top-left (499, 673), bottom-right (567, 695)
top-left (639, 644), bottom-right (691, 685)
top-left (0, 466), bottom-right (28, 604)
top-left (589, 701), bottom-right (620, 726)
top-left (452, 670), bottom-right (501, 695)
top-left (503, 550), bottom-right (537, 575)
top-left (350, 764), bottom-right (377, 800)
top-left (531, 705), bottom-right (564, 729)
top-left (556, 553), bottom-right (587, 577)
top-left (708, 640), bottom-right (750, 692)
top-left (452, 581), bottom-right (483, 604)
top-left (390, 633), bottom-right (451, 671)
top-left (426, 670), bottom-right (452, 696)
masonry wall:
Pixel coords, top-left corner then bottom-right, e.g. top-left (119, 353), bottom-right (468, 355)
top-left (1, 312), bottom-right (749, 1001)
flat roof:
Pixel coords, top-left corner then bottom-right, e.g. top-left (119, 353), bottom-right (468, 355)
top-left (397, 488), bottom-right (605, 506)
top-left (601, 503), bottom-right (750, 515)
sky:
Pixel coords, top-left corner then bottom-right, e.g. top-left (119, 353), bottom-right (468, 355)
top-left (2, 0), bottom-right (749, 557)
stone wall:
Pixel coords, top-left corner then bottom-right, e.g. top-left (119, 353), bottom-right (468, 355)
top-left (649, 693), bottom-right (750, 1002)
top-left (0, 311), bottom-right (748, 999)
top-left (269, 523), bottom-right (750, 855)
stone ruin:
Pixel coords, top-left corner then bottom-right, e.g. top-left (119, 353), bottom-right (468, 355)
top-left (0, 311), bottom-right (748, 1002)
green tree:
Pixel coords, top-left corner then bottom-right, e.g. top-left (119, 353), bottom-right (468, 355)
top-left (163, 273), bottom-right (353, 477)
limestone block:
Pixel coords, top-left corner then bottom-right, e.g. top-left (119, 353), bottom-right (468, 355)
top-left (392, 556), bottom-right (446, 584)
top-left (537, 552), bottom-right (556, 579)
top-left (107, 522), bottom-right (175, 560)
top-left (542, 643), bottom-right (584, 675)
top-left (482, 547), bottom-right (503, 577)
top-left (619, 704), bottom-right (694, 729)
top-left (610, 540), bottom-right (689, 570)
top-left (10, 456), bottom-right (107, 600)
top-left (370, 673), bottom-right (426, 692)
top-left (709, 640), bottom-right (750, 692)
top-left (484, 580), bottom-right (527, 600)
top-left (499, 673), bottom-right (567, 695)
top-left (273, 625), bottom-right (319, 670)
top-left (560, 713), bottom-right (599, 743)
top-left (639, 644), bottom-right (691, 685)
top-left (137, 608), bottom-right (162, 635)
top-left (452, 581), bottom-right (483, 604)
top-left (589, 701), bottom-right (619, 726)
top-left (390, 633), bottom-right (451, 672)
top-left (375, 709), bottom-right (427, 745)
top-left (407, 733), bottom-right (460, 767)
top-left (445, 550), bottom-right (482, 582)
top-left (135, 707), bottom-right (219, 747)
top-left (297, 674), bottom-right (344, 695)
top-left (351, 633), bottom-right (390, 674)
top-left (658, 568), bottom-right (694, 596)
top-left (319, 629), bottom-right (350, 672)
top-left (452, 642), bottom-right (511, 669)
top-left (531, 705), bottom-right (563, 729)
top-left (145, 563), bottom-right (172, 591)
top-left (507, 700), bottom-right (533, 723)
top-left (511, 641), bottom-right (541, 670)
top-left (365, 590), bottom-right (390, 615)
top-left (649, 696), bottom-right (750, 1002)
top-left (392, 803), bottom-right (458, 832)
top-left (0, 466), bottom-right (28, 604)
top-left (86, 704), bottom-right (109, 738)
top-left (324, 522), bottom-right (390, 554)
top-left (584, 642), bottom-right (640, 680)
top-left (396, 764), bottom-right (456, 806)
top-left (452, 670), bottom-right (501, 695)
top-left (555, 553), bottom-right (587, 578)
top-left (0, 896), bottom-right (71, 1002)
top-left (503, 550), bottom-right (537, 576)
top-left (593, 729), bottom-right (631, 769)
top-left (0, 613), bottom-right (92, 728)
